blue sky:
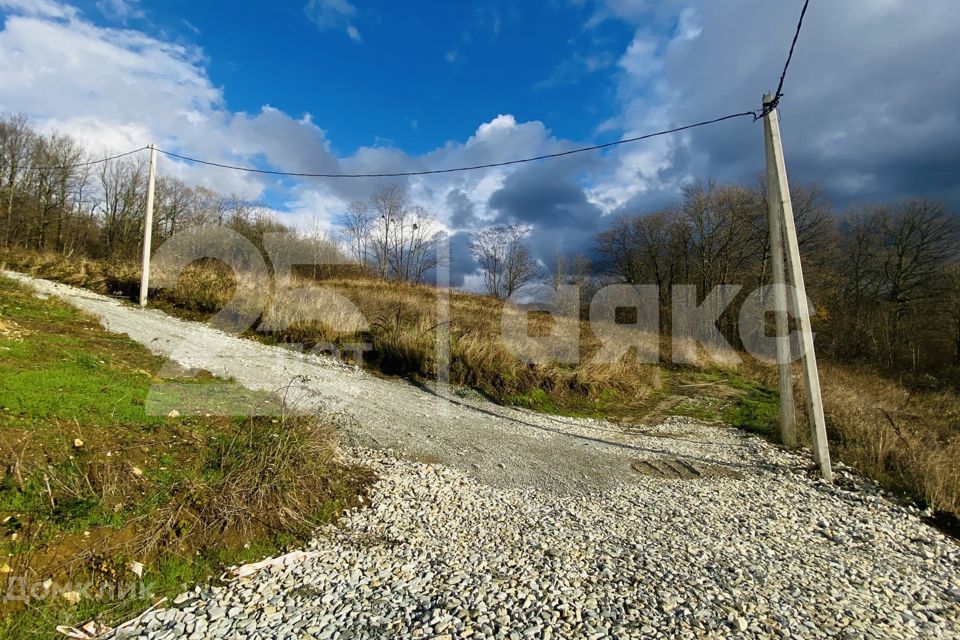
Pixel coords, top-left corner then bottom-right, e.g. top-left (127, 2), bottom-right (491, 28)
top-left (71, 0), bottom-right (634, 155)
top-left (2, 0), bottom-right (959, 286)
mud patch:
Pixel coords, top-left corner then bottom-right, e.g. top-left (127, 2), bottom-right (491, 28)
top-left (630, 457), bottom-right (743, 480)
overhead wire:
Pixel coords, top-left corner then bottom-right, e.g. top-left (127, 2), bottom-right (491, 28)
top-left (154, 111), bottom-right (759, 179)
top-left (20, 1), bottom-right (812, 177)
top-left (757, 0), bottom-right (811, 119)
top-left (28, 146), bottom-right (150, 172)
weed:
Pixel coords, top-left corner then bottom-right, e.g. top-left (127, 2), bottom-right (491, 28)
top-left (0, 275), bottom-right (372, 637)
top-left (4, 249), bottom-right (960, 525)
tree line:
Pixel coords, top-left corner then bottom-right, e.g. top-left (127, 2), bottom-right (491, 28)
top-left (0, 113), bottom-right (315, 262)
top-left (0, 113), bottom-right (446, 283)
top-left (463, 179), bottom-right (959, 381)
top-left (3, 112), bottom-right (958, 382)
top-left (589, 180), bottom-right (960, 381)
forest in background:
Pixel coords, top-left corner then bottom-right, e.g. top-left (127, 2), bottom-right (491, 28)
top-left (591, 181), bottom-right (960, 385)
top-left (2, 112), bottom-right (959, 388)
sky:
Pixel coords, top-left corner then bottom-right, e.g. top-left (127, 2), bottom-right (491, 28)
top-left (1, 0), bottom-right (959, 287)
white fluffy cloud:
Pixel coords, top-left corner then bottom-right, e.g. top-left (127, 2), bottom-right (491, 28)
top-left (0, 6), bottom-right (349, 202)
top-left (303, 0), bottom-right (362, 42)
top-left (2, 0), bottom-right (959, 284)
top-left (95, 0), bottom-right (142, 22)
top-left (0, 1), bottom-right (576, 235)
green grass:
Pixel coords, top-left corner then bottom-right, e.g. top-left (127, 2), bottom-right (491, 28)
top-left (506, 386), bottom-right (640, 420)
top-left (0, 276), bottom-right (258, 534)
top-left (0, 276), bottom-right (370, 639)
top-left (725, 385), bottom-right (779, 436)
top-left (669, 370), bottom-right (780, 437)
top-left (506, 388), bottom-right (558, 413)
top-left (0, 279), bottom-right (273, 434)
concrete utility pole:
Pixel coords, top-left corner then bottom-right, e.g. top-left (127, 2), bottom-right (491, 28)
top-left (139, 144), bottom-right (157, 308)
top-left (763, 103), bottom-right (798, 450)
top-left (762, 94), bottom-right (832, 482)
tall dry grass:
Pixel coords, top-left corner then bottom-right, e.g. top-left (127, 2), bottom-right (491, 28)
top-left (277, 274), bottom-right (666, 408)
top-left (4, 249), bottom-right (959, 518)
top-left (140, 415), bottom-right (373, 554)
top-left (0, 250), bottom-right (141, 298)
top-left (742, 356), bottom-right (960, 515)
top-left (0, 250), bottom-right (665, 410)
top-left (819, 364), bottom-right (960, 515)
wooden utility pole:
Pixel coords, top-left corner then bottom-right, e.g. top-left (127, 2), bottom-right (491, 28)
top-left (139, 144), bottom-right (157, 308)
top-left (763, 94), bottom-right (832, 481)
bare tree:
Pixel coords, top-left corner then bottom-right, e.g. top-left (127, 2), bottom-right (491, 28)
top-left (470, 224), bottom-right (537, 299)
top-left (155, 175), bottom-right (196, 240)
top-left (299, 216), bottom-right (342, 267)
top-left (340, 200), bottom-right (373, 268)
top-left (947, 263), bottom-right (960, 366)
top-left (368, 185), bottom-right (406, 279)
top-left (393, 204), bottom-right (441, 282)
top-left (21, 133), bottom-right (86, 252)
top-left (96, 155), bottom-right (147, 259)
top-left (192, 186), bottom-right (229, 226)
top-left (680, 180), bottom-right (758, 295)
top-left (593, 215), bottom-right (643, 285)
top-left (363, 185), bottom-right (440, 282)
top-left (0, 114), bottom-right (36, 247)
top-left (875, 200), bottom-right (958, 362)
top-left (0, 112), bottom-right (321, 265)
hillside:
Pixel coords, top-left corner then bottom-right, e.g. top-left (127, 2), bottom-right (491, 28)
top-left (2, 270), bottom-right (959, 639)
top-left (3, 251), bottom-right (960, 527)
top-left (0, 275), bottom-right (371, 638)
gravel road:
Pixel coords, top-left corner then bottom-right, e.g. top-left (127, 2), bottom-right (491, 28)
top-left (7, 272), bottom-right (960, 639)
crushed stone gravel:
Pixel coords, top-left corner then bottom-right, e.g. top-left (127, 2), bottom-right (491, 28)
top-left (6, 272), bottom-right (959, 639)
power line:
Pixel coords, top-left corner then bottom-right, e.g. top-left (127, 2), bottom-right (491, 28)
top-left (23, 1), bottom-right (811, 177)
top-left (759, 0), bottom-right (811, 118)
top-left (17, 111), bottom-right (758, 178)
top-left (153, 0), bottom-right (812, 177)
top-left (155, 111), bottom-right (758, 179)
top-left (30, 146), bottom-right (149, 172)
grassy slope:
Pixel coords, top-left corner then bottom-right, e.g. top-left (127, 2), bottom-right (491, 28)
top-left (0, 250), bottom-right (668, 418)
top-left (2, 250), bottom-right (959, 522)
top-left (0, 276), bottom-right (371, 639)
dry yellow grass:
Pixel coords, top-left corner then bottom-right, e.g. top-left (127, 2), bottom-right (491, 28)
top-left (741, 356), bottom-right (960, 515)
top-left (4, 249), bottom-right (959, 519)
top-left (0, 250), bottom-right (665, 411)
top-left (818, 364), bottom-right (960, 515)
top-left (294, 275), bottom-right (665, 408)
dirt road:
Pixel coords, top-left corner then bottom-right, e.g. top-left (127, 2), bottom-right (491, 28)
top-left (8, 271), bottom-right (960, 639)
top-left (5, 271), bottom-right (769, 493)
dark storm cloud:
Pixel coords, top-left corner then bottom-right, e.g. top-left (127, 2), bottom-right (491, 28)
top-left (614, 186), bottom-right (680, 220)
top-left (489, 162), bottom-right (602, 230)
top-left (487, 160), bottom-right (606, 267)
top-left (447, 189), bottom-right (479, 229)
top-left (657, 0), bottom-right (960, 209)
